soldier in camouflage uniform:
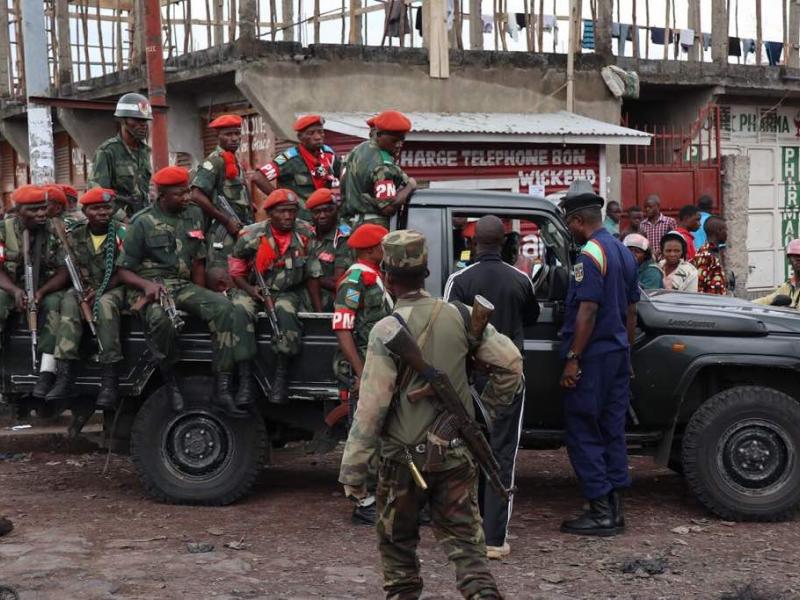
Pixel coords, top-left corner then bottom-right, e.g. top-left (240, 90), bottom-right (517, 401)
top-left (339, 230), bottom-right (523, 600)
top-left (229, 188), bottom-right (323, 403)
top-left (88, 93), bottom-right (153, 220)
top-left (190, 114), bottom-right (255, 268)
top-left (117, 166), bottom-right (255, 416)
top-left (253, 114), bottom-right (341, 222)
top-left (43, 185), bottom-right (67, 220)
top-left (0, 185), bottom-right (70, 399)
top-left (331, 223), bottom-right (391, 526)
top-left (47, 188), bottom-right (127, 408)
top-left (58, 184), bottom-right (87, 228)
top-left (340, 110), bottom-right (417, 231)
top-left (304, 188), bottom-right (353, 311)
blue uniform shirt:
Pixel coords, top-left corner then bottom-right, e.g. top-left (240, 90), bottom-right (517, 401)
top-left (560, 228), bottom-right (640, 358)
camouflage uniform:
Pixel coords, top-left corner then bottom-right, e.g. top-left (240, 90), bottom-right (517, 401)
top-left (88, 134), bottom-right (152, 219)
top-left (231, 220), bottom-right (319, 357)
top-left (339, 231), bottom-right (523, 600)
top-left (0, 217), bottom-right (64, 353)
top-left (54, 220), bottom-right (127, 364)
top-left (303, 223), bottom-right (353, 311)
top-left (190, 146), bottom-right (254, 268)
top-left (117, 203), bottom-right (255, 372)
top-left (340, 140), bottom-right (410, 230)
top-left (260, 145), bottom-right (341, 221)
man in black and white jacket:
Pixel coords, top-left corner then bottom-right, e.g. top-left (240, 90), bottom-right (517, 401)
top-left (444, 215), bottom-right (539, 559)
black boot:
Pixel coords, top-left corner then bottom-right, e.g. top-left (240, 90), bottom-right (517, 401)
top-left (610, 489), bottom-right (625, 530)
top-left (214, 373), bottom-right (247, 418)
top-left (160, 366), bottom-right (184, 412)
top-left (351, 494), bottom-right (377, 526)
top-left (270, 358), bottom-right (289, 404)
top-left (560, 495), bottom-right (620, 537)
top-left (234, 362), bottom-right (256, 410)
top-left (45, 360), bottom-right (79, 402)
top-left (32, 371), bottom-right (57, 399)
top-left (95, 364), bottom-right (119, 410)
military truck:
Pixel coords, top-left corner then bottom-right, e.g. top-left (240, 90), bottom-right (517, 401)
top-left (3, 190), bottom-right (800, 522)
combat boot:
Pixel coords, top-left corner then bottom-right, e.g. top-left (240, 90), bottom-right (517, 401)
top-left (351, 494), bottom-right (377, 526)
top-left (560, 495), bottom-right (620, 537)
top-left (610, 489), bottom-right (625, 530)
top-left (270, 357), bottom-right (290, 404)
top-left (234, 361), bottom-right (256, 410)
top-left (95, 364), bottom-right (119, 410)
top-left (214, 373), bottom-right (247, 418)
top-left (159, 366), bottom-right (184, 412)
top-left (45, 360), bottom-right (79, 402)
top-left (32, 371), bottom-right (57, 399)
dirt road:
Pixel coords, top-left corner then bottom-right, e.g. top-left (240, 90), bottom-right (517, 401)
top-left (0, 430), bottom-right (798, 600)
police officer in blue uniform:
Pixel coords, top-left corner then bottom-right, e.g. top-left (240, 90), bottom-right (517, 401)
top-left (558, 180), bottom-right (640, 537)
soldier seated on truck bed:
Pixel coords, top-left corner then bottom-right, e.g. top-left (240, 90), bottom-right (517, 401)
top-left (0, 185), bottom-right (70, 399)
top-left (116, 166), bottom-right (257, 417)
top-left (228, 188), bottom-right (324, 404)
top-left (47, 188), bottom-right (128, 409)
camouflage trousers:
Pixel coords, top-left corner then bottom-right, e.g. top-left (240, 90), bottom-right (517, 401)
top-left (130, 281), bottom-right (255, 373)
top-left (206, 223), bottom-right (237, 270)
top-left (376, 458), bottom-right (500, 600)
top-left (54, 287), bottom-right (126, 363)
top-left (0, 288), bottom-right (63, 354)
top-left (301, 286), bottom-right (334, 312)
top-left (235, 289), bottom-right (303, 357)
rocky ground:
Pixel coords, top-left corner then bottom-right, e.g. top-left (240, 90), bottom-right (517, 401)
top-left (0, 422), bottom-right (798, 600)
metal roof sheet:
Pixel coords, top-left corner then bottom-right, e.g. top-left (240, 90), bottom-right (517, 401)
top-left (321, 111), bottom-right (652, 145)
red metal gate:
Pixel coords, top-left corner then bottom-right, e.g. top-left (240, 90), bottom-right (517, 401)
top-left (621, 103), bottom-right (721, 217)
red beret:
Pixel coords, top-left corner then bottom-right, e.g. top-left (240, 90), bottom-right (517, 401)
top-left (152, 165), bottom-right (189, 187)
top-left (59, 184), bottom-right (78, 200)
top-left (209, 114), bottom-right (243, 129)
top-left (263, 188), bottom-right (299, 211)
top-left (293, 114), bottom-right (324, 132)
top-left (12, 185), bottom-right (47, 206)
top-left (43, 185), bottom-right (68, 206)
top-left (373, 110), bottom-right (412, 134)
top-left (80, 188), bottom-right (116, 206)
top-left (305, 188), bottom-right (335, 211)
top-left (462, 221), bottom-right (476, 239)
top-left (347, 224), bottom-right (389, 249)
top-left (366, 116), bottom-right (376, 127)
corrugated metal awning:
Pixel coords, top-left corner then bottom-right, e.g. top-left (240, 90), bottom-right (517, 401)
top-left (321, 111), bottom-right (652, 146)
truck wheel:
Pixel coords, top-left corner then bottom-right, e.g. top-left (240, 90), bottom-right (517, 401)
top-left (130, 376), bottom-right (266, 505)
top-left (682, 385), bottom-right (800, 522)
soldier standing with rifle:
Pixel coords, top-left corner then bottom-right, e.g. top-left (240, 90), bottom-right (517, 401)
top-left (190, 114), bottom-right (255, 268)
top-left (88, 93), bottom-right (153, 220)
top-left (339, 230), bottom-right (522, 600)
top-left (47, 188), bottom-right (128, 409)
top-left (228, 189), bottom-right (323, 404)
top-left (0, 185), bottom-right (69, 399)
top-left (331, 223), bottom-right (391, 525)
top-left (117, 166), bottom-right (256, 416)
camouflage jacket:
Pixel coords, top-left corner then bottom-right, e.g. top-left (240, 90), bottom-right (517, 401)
top-left (117, 203), bottom-right (206, 283)
top-left (0, 217), bottom-right (61, 286)
top-left (191, 146), bottom-right (254, 228)
top-left (64, 220), bottom-right (126, 290)
top-left (331, 260), bottom-right (392, 352)
top-left (88, 134), bottom-right (152, 218)
top-left (231, 220), bottom-right (319, 293)
top-left (309, 224), bottom-right (353, 306)
top-left (338, 291), bottom-right (523, 487)
top-left (63, 209), bottom-right (87, 230)
top-left (340, 139), bottom-right (409, 229)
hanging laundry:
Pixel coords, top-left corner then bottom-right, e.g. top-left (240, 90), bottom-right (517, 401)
top-left (515, 13), bottom-right (527, 29)
top-left (543, 15), bottom-right (557, 31)
top-left (383, 0), bottom-right (411, 38)
top-left (766, 41), bottom-right (783, 66)
top-left (481, 14), bottom-right (493, 34)
top-left (741, 38), bottom-right (756, 54)
top-left (618, 24), bottom-right (631, 55)
top-left (679, 28), bottom-right (695, 51)
top-left (582, 19), bottom-right (595, 50)
top-left (415, 7), bottom-right (423, 35)
top-left (650, 27), bottom-right (665, 45)
top-left (507, 11), bottom-right (520, 41)
top-left (728, 36), bottom-right (741, 57)
top-left (612, 22), bottom-right (620, 38)
top-left (702, 33), bottom-right (712, 50)
top-left (446, 0), bottom-right (454, 31)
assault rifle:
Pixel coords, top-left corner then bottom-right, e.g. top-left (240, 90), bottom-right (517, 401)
top-left (51, 219), bottom-right (103, 352)
top-left (213, 194), bottom-right (253, 246)
top-left (115, 194), bottom-right (145, 215)
top-left (385, 296), bottom-right (513, 501)
top-left (21, 229), bottom-right (38, 370)
top-left (254, 268), bottom-right (283, 341)
top-left (130, 284), bottom-right (184, 333)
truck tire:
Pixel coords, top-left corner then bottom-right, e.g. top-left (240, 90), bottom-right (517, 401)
top-left (682, 385), bottom-right (800, 522)
top-left (130, 376), bottom-right (266, 505)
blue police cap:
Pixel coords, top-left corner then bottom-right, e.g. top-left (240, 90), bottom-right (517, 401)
top-left (560, 179), bottom-right (604, 217)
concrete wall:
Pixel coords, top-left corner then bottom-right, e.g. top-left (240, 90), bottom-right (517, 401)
top-left (57, 108), bottom-right (116, 159)
top-left (721, 153), bottom-right (750, 297)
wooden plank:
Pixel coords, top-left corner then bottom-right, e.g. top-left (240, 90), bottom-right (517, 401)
top-left (595, 0), bottom-right (612, 60)
top-left (428, 0), bottom-right (448, 78)
top-left (469, 0), bottom-right (483, 49)
top-left (282, 0), bottom-right (294, 41)
top-left (0, 0), bottom-right (10, 96)
top-left (348, 0), bottom-right (362, 44)
top-left (789, 0), bottom-right (800, 68)
top-left (755, 0), bottom-right (762, 65)
top-left (711, 0), bottom-right (728, 64)
top-left (687, 0), bottom-right (701, 61)
top-left (55, 0), bottom-right (72, 86)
